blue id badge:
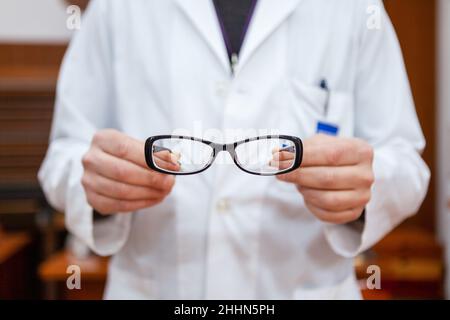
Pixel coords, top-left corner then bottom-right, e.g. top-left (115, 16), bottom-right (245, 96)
top-left (316, 121), bottom-right (339, 136)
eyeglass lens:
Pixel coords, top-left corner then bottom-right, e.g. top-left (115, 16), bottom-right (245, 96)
top-left (235, 138), bottom-right (296, 175)
top-left (152, 138), bottom-right (214, 174)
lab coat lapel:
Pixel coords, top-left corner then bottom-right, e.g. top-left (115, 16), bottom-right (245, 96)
top-left (237, 0), bottom-right (302, 72)
top-left (174, 0), bottom-right (230, 73)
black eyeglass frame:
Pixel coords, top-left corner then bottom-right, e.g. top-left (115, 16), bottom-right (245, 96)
top-left (144, 135), bottom-right (303, 176)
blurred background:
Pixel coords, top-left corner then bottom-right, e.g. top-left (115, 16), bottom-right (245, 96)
top-left (0, 0), bottom-right (449, 300)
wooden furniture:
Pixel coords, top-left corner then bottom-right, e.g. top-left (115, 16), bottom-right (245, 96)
top-left (356, 227), bottom-right (443, 299)
top-left (0, 64), bottom-right (60, 190)
top-left (66, 0), bottom-right (89, 10)
top-left (0, 44), bottom-right (66, 220)
top-left (384, 0), bottom-right (436, 231)
top-left (0, 44), bottom-right (67, 269)
top-left (0, 231), bottom-right (31, 264)
top-left (0, 44), bottom-right (65, 190)
top-left (0, 232), bottom-right (32, 299)
top-left (38, 250), bottom-right (108, 300)
top-left (0, 44), bottom-right (68, 299)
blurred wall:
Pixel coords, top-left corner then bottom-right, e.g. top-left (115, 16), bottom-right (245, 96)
top-left (0, 0), bottom-right (71, 43)
top-left (437, 0), bottom-right (450, 298)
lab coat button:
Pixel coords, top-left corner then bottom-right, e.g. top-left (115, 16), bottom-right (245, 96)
top-left (216, 198), bottom-right (230, 213)
top-left (215, 82), bottom-right (228, 97)
top-left (236, 86), bottom-right (248, 95)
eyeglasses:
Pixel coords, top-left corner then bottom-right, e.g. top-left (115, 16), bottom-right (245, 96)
top-left (144, 135), bottom-right (303, 176)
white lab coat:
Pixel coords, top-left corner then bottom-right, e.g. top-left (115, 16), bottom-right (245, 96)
top-left (39, 0), bottom-right (430, 299)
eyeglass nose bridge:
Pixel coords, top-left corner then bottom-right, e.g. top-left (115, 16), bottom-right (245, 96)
top-left (210, 143), bottom-right (238, 160)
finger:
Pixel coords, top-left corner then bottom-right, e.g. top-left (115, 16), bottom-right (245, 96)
top-left (304, 202), bottom-right (364, 224)
top-left (86, 191), bottom-right (162, 215)
top-left (301, 135), bottom-right (371, 167)
top-left (299, 187), bottom-right (371, 212)
top-left (270, 151), bottom-right (296, 170)
top-left (83, 148), bottom-right (175, 191)
top-left (82, 173), bottom-right (168, 201)
top-left (269, 159), bottom-right (295, 170)
top-left (154, 150), bottom-right (180, 163)
top-left (294, 166), bottom-right (375, 190)
top-left (93, 129), bottom-right (147, 168)
top-left (153, 150), bottom-right (181, 172)
top-left (272, 151), bottom-right (295, 161)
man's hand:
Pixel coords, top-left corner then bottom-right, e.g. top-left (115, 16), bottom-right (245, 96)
top-left (277, 134), bottom-right (374, 224)
top-left (81, 129), bottom-right (178, 215)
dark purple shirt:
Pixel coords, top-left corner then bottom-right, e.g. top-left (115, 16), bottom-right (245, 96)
top-left (213, 0), bottom-right (258, 63)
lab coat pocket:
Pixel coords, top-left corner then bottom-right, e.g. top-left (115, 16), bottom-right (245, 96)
top-left (288, 78), bottom-right (355, 138)
top-left (325, 90), bottom-right (355, 137)
top-left (293, 274), bottom-right (361, 300)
